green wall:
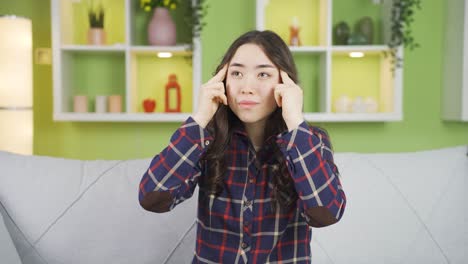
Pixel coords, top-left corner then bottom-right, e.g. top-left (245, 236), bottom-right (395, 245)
top-left (1, 0), bottom-right (467, 160)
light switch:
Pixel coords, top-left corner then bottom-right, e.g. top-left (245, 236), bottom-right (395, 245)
top-left (35, 48), bottom-right (51, 65)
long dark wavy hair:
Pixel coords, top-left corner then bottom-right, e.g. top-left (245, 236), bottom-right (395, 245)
top-left (199, 30), bottom-right (299, 211)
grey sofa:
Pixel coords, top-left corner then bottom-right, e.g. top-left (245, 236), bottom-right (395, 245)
top-left (1, 146), bottom-right (467, 263)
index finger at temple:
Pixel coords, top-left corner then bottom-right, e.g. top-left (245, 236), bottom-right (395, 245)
top-left (208, 64), bottom-right (228, 84)
top-left (280, 70), bottom-right (294, 85)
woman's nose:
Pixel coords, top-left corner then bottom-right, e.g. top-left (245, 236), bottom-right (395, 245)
top-left (240, 75), bottom-right (256, 94)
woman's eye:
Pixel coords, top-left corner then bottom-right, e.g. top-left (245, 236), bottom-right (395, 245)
top-left (259, 72), bottom-right (270, 78)
top-left (230, 71), bottom-right (243, 78)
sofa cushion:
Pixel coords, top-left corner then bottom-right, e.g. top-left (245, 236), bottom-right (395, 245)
top-left (0, 151), bottom-right (198, 264)
top-left (310, 146), bottom-right (468, 263)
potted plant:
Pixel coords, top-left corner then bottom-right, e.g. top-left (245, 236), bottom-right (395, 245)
top-left (140, 0), bottom-right (207, 46)
top-left (87, 4), bottom-right (106, 45)
top-left (385, 0), bottom-right (422, 70)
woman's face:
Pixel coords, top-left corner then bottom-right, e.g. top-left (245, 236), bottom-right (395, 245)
top-left (226, 43), bottom-right (280, 126)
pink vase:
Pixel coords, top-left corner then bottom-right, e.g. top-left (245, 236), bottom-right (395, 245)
top-left (147, 7), bottom-right (176, 46)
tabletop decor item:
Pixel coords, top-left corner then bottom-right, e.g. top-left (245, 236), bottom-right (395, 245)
top-left (143, 98), bottom-right (156, 113)
top-left (351, 96), bottom-right (366, 113)
top-left (355, 16), bottom-right (374, 44)
top-left (87, 4), bottom-right (106, 45)
top-left (165, 74), bottom-right (181, 112)
top-left (108, 95), bottom-right (122, 113)
top-left (140, 0), bottom-right (207, 48)
top-left (333, 21), bottom-right (350, 45)
top-left (74, 95), bottom-right (88, 113)
top-left (141, 0), bottom-right (178, 46)
top-left (364, 96), bottom-right (379, 113)
top-left (95, 95), bottom-right (107, 113)
top-left (289, 16), bottom-right (301, 46)
top-left (334, 95), bottom-right (352, 113)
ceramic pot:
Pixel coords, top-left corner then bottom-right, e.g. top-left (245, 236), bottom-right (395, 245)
top-left (87, 28), bottom-right (106, 45)
top-left (147, 7), bottom-right (176, 46)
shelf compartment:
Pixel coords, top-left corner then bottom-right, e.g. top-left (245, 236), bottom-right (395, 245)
top-left (293, 52), bottom-right (327, 113)
top-left (260, 0), bottom-right (328, 46)
top-left (331, 50), bottom-right (394, 114)
top-left (60, 51), bottom-right (126, 113)
top-left (332, 0), bottom-right (388, 45)
top-left (59, 0), bottom-right (126, 45)
top-left (129, 0), bottom-right (193, 46)
top-left (129, 52), bottom-right (193, 114)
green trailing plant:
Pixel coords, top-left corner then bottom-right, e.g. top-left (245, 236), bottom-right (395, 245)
top-left (88, 5), bottom-right (104, 28)
top-left (184, 0), bottom-right (207, 40)
top-left (386, 0), bottom-right (422, 70)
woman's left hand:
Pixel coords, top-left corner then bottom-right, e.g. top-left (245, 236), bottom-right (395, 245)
top-left (274, 70), bottom-right (305, 131)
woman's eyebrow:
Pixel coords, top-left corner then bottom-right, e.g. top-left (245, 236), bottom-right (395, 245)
top-left (229, 62), bottom-right (276, 69)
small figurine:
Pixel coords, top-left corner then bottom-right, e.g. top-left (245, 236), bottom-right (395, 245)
top-left (289, 16), bottom-right (301, 46)
top-left (143, 98), bottom-right (156, 113)
top-left (165, 74), bottom-right (181, 112)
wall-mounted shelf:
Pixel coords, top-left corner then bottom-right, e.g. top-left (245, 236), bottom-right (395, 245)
top-left (256, 0), bottom-right (403, 122)
top-left (51, 0), bottom-right (201, 122)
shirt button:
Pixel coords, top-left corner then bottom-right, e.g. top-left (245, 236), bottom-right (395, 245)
top-left (244, 200), bottom-right (251, 207)
top-left (241, 242), bottom-right (248, 249)
top-left (205, 140), bottom-right (210, 146)
top-left (249, 178), bottom-right (254, 184)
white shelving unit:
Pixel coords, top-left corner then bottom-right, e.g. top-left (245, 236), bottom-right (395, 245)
top-left (256, 0), bottom-right (403, 122)
top-left (51, 0), bottom-right (201, 122)
top-left (442, 0), bottom-right (468, 122)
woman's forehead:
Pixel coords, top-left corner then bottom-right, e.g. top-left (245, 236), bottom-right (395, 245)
top-left (230, 44), bottom-right (275, 68)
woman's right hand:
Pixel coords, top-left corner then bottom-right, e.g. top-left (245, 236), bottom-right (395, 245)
top-left (192, 64), bottom-right (228, 128)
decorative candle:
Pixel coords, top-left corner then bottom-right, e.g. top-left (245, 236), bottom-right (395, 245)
top-left (108, 95), bottom-right (122, 113)
top-left (73, 95), bottom-right (88, 113)
top-left (95, 95), bottom-right (107, 113)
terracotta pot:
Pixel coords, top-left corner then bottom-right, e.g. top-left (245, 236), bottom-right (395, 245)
top-left (87, 28), bottom-right (106, 45)
top-left (147, 7), bottom-right (176, 46)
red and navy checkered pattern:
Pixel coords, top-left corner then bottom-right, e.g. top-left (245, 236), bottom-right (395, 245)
top-left (139, 117), bottom-right (346, 263)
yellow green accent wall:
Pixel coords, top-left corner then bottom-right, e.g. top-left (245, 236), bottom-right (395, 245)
top-left (1, 0), bottom-right (467, 160)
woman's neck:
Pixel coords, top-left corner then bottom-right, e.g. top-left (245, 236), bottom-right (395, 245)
top-left (244, 121), bottom-right (265, 150)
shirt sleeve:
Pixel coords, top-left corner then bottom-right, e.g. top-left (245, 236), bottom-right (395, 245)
top-left (138, 117), bottom-right (213, 210)
top-left (276, 121), bottom-right (346, 222)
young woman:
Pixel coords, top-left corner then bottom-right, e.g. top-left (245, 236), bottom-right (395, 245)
top-left (139, 30), bottom-right (346, 264)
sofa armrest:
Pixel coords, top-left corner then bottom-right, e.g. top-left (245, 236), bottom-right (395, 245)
top-left (0, 208), bottom-right (22, 264)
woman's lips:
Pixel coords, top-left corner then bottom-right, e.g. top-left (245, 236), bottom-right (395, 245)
top-left (238, 100), bottom-right (259, 109)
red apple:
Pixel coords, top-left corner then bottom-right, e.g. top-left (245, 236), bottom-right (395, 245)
top-left (143, 98), bottom-right (156, 113)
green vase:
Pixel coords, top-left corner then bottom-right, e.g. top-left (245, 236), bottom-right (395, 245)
top-left (333, 21), bottom-right (350, 45)
top-left (355, 16), bottom-right (374, 44)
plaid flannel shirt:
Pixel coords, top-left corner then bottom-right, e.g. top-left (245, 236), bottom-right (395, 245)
top-left (139, 117), bottom-right (346, 263)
